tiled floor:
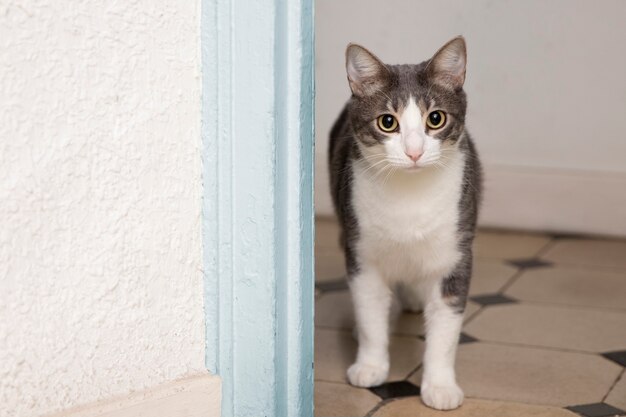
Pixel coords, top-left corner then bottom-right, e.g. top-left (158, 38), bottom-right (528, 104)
top-left (314, 217), bottom-right (626, 417)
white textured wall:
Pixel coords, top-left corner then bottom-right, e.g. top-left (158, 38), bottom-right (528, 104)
top-left (0, 2), bottom-right (205, 417)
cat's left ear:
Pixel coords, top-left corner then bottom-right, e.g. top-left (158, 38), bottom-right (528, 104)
top-left (427, 36), bottom-right (467, 90)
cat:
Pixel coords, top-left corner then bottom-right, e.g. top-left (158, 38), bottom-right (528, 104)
top-left (328, 36), bottom-right (482, 411)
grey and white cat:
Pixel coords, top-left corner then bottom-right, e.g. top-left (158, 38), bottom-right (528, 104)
top-left (328, 37), bottom-right (482, 410)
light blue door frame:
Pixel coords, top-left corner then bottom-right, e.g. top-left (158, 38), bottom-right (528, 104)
top-left (202, 0), bottom-right (314, 416)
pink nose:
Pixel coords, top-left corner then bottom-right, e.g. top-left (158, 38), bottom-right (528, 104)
top-left (405, 150), bottom-right (422, 162)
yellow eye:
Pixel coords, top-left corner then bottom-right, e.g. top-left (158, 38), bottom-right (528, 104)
top-left (426, 110), bottom-right (446, 129)
top-left (376, 114), bottom-right (398, 132)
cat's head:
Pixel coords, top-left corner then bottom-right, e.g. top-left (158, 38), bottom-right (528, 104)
top-left (345, 37), bottom-right (468, 171)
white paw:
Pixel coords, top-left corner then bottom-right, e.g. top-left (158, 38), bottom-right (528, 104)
top-left (420, 382), bottom-right (464, 410)
top-left (347, 361), bottom-right (388, 387)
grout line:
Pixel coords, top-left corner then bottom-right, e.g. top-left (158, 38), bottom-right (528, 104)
top-left (534, 237), bottom-right (558, 258)
top-left (404, 364), bottom-right (422, 382)
top-left (529, 261), bottom-right (626, 273)
top-left (497, 237), bottom-right (557, 294)
top-left (495, 268), bottom-right (525, 294)
top-left (510, 299), bottom-right (626, 314)
top-left (602, 367), bottom-right (625, 403)
top-left (471, 338), bottom-right (609, 356)
top-left (463, 305), bottom-right (485, 326)
top-left (364, 398), bottom-right (396, 417)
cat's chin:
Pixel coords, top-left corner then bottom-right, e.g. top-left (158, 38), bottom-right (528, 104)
top-left (401, 165), bottom-right (425, 172)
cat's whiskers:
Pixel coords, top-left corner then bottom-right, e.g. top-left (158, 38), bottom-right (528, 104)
top-left (359, 158), bottom-right (394, 182)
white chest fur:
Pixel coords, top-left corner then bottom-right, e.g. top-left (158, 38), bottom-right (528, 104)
top-left (351, 151), bottom-right (466, 283)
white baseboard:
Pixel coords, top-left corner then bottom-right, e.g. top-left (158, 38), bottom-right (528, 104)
top-left (47, 373), bottom-right (221, 417)
top-left (480, 164), bottom-right (626, 237)
top-left (314, 163), bottom-right (626, 237)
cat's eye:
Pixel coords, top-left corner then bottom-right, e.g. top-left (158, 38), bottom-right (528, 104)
top-left (426, 110), bottom-right (446, 129)
top-left (376, 114), bottom-right (398, 132)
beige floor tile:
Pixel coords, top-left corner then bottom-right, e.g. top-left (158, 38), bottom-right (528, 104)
top-left (463, 301), bottom-right (481, 320)
top-left (542, 238), bottom-right (626, 269)
top-left (394, 312), bottom-right (424, 336)
top-left (372, 397), bottom-right (579, 417)
top-left (464, 304), bottom-right (626, 352)
top-left (314, 381), bottom-right (380, 417)
top-left (315, 328), bottom-right (424, 383)
top-left (316, 290), bottom-right (425, 335)
top-left (606, 371), bottom-right (626, 410)
top-left (506, 266), bottom-right (626, 310)
top-left (474, 230), bottom-right (551, 260)
top-left (315, 328), bottom-right (355, 383)
top-left (470, 259), bottom-right (518, 295)
top-left (316, 291), bottom-right (477, 336)
top-left (410, 343), bottom-right (622, 406)
top-left (316, 248), bottom-right (346, 283)
top-left (315, 291), bottom-right (355, 330)
top-left (316, 217), bottom-right (347, 283)
top-left (316, 217), bottom-right (342, 251)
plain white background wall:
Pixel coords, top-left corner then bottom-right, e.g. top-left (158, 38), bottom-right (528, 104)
top-left (0, 2), bottom-right (205, 416)
top-left (315, 0), bottom-right (626, 236)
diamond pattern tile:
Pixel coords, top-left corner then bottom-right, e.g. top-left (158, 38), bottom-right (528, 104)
top-left (470, 293), bottom-right (518, 306)
top-left (409, 343), bottom-right (623, 406)
top-left (315, 328), bottom-right (424, 383)
top-left (507, 257), bottom-right (553, 269)
top-left (603, 351), bottom-right (626, 367)
top-left (470, 259), bottom-right (518, 295)
top-left (566, 402), bottom-right (626, 417)
top-left (314, 219), bottom-right (626, 413)
top-left (606, 373), bottom-right (626, 410)
top-left (369, 381), bottom-right (420, 399)
top-left (464, 304), bottom-right (626, 352)
top-left (459, 332), bottom-right (479, 344)
top-left (373, 397), bottom-right (580, 417)
top-left (505, 266), bottom-right (626, 310)
top-left (419, 332), bottom-right (478, 344)
top-left (542, 238), bottom-right (626, 269)
top-left (315, 381), bottom-right (381, 417)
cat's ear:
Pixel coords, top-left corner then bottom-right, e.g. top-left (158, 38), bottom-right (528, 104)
top-left (427, 36), bottom-right (467, 90)
top-left (345, 44), bottom-right (389, 96)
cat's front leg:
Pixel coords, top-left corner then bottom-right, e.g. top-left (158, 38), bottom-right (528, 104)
top-left (347, 267), bottom-right (392, 387)
top-left (420, 279), bottom-right (466, 410)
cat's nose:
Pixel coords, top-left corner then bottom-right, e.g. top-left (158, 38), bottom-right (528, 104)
top-left (405, 150), bottom-right (422, 162)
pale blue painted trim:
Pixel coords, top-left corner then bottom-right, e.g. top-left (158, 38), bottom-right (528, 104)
top-left (202, 0), bottom-right (314, 416)
top-left (274, 0), bottom-right (315, 416)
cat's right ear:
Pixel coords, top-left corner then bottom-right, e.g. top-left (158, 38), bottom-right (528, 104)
top-left (345, 44), bottom-right (389, 96)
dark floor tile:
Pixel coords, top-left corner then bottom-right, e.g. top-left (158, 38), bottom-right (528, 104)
top-left (369, 381), bottom-right (420, 400)
top-left (507, 257), bottom-right (554, 269)
top-left (459, 332), bottom-right (479, 344)
top-left (566, 402), bottom-right (626, 417)
top-left (551, 232), bottom-right (589, 240)
top-left (316, 278), bottom-right (348, 292)
top-left (419, 332), bottom-right (478, 344)
top-left (603, 351), bottom-right (626, 367)
top-left (469, 293), bottom-right (518, 307)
